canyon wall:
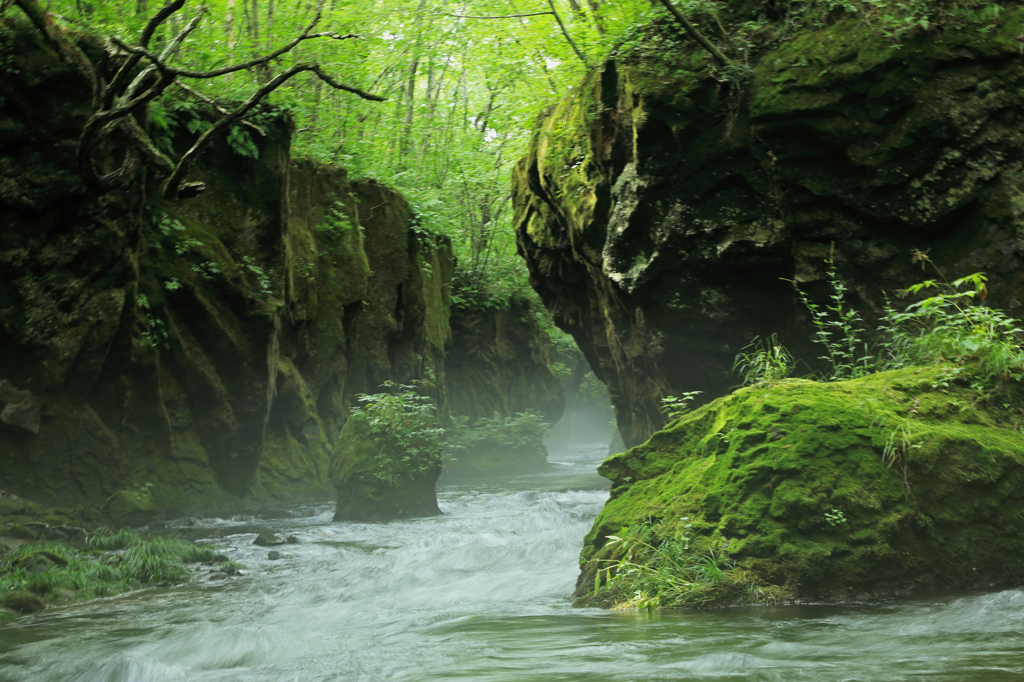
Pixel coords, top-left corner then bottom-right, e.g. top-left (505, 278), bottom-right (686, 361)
top-left (514, 10), bottom-right (1024, 447)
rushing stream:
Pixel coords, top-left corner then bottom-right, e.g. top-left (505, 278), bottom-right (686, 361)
top-left (2, 443), bottom-right (1024, 681)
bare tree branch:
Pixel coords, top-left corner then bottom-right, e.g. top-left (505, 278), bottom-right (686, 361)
top-left (13, 0), bottom-right (384, 200)
top-left (655, 0), bottom-right (732, 68)
top-left (106, 0), bottom-right (186, 107)
top-left (164, 63), bottom-right (385, 200)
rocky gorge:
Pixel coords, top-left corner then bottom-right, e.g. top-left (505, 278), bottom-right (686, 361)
top-left (0, 14), bottom-right (565, 528)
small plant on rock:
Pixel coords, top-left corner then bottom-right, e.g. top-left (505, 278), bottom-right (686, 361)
top-left (350, 381), bottom-right (445, 485)
top-left (878, 250), bottom-right (1024, 393)
top-left (733, 333), bottom-right (795, 387)
top-left (661, 391), bottom-right (703, 420)
top-left (785, 244), bottom-right (873, 381)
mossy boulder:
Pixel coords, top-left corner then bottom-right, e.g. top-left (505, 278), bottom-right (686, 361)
top-left (329, 417), bottom-right (441, 522)
top-left (579, 366), bottom-right (1024, 607)
top-left (1, 591), bottom-right (45, 614)
top-left (108, 488), bottom-right (158, 527)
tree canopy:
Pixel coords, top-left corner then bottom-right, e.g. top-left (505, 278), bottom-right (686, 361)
top-left (7, 0), bottom-right (1006, 307)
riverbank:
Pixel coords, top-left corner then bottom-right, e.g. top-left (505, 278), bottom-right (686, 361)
top-left (0, 491), bottom-right (236, 621)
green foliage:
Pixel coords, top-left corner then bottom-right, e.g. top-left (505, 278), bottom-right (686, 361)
top-left (226, 127), bottom-right (259, 159)
top-left (824, 508), bottom-right (847, 527)
top-left (87, 527), bottom-right (138, 551)
top-left (596, 521), bottom-right (776, 609)
top-left (350, 381), bottom-right (445, 485)
top-left (732, 333), bottom-right (794, 387)
top-left (136, 294), bottom-right (168, 351)
top-left (240, 256), bottom-right (272, 301)
top-left (0, 533), bottom-right (225, 607)
top-left (878, 253), bottom-right (1024, 393)
top-left (786, 245), bottom-right (873, 381)
top-left (447, 410), bottom-right (550, 452)
top-left (315, 202), bottom-right (356, 239)
top-left (660, 391), bottom-right (703, 420)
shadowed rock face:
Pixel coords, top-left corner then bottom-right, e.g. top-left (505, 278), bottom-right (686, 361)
top-left (514, 12), bottom-right (1024, 448)
top-left (0, 16), bottom-right (453, 514)
top-left (446, 298), bottom-right (565, 426)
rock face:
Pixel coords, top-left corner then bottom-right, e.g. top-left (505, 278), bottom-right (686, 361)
top-left (443, 297), bottom-right (566, 477)
top-left (513, 10), bottom-right (1024, 448)
top-left (0, 16), bottom-right (451, 516)
top-left (579, 366), bottom-right (1024, 607)
top-left (446, 297), bottom-right (565, 425)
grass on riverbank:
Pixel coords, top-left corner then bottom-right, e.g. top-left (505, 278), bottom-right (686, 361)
top-left (0, 528), bottom-right (226, 617)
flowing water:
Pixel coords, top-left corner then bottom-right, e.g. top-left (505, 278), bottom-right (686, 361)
top-left (2, 443), bottom-right (1024, 681)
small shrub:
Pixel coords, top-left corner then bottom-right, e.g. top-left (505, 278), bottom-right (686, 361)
top-left (785, 244), bottom-right (872, 381)
top-left (733, 333), bottom-right (794, 387)
top-left (350, 381), bottom-right (445, 485)
top-left (447, 410), bottom-right (550, 452)
top-left (878, 252), bottom-right (1024, 392)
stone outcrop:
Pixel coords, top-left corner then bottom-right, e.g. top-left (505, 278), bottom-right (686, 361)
top-left (513, 10), bottom-right (1024, 448)
top-left (578, 366), bottom-right (1024, 607)
top-left (0, 15), bottom-right (451, 516)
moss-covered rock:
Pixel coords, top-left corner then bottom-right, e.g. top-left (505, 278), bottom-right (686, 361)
top-left (1, 591), bottom-right (45, 614)
top-left (330, 417), bottom-right (441, 522)
top-left (514, 9), bottom-right (1024, 448)
top-left (579, 366), bottom-right (1024, 607)
top-left (444, 296), bottom-right (565, 477)
top-left (108, 487), bottom-right (158, 527)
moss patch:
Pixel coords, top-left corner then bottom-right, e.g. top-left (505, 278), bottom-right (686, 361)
top-left (580, 366), bottom-right (1024, 607)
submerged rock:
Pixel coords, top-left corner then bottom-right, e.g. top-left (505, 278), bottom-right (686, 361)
top-left (252, 533), bottom-right (283, 547)
top-left (579, 366), bottom-right (1024, 607)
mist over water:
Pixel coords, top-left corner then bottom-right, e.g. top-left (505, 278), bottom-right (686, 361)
top-left (2, 443), bottom-right (1023, 681)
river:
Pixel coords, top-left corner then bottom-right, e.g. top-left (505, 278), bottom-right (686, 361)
top-left (1, 443), bottom-right (1023, 681)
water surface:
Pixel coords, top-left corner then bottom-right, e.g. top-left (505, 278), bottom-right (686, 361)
top-left (2, 444), bottom-right (1023, 681)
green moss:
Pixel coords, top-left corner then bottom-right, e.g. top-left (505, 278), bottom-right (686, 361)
top-left (581, 366), bottom-right (1024, 607)
top-left (108, 488), bottom-right (157, 526)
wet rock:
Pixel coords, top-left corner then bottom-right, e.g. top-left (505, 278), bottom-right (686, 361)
top-left (0, 491), bottom-right (31, 516)
top-left (285, 535), bottom-right (300, 545)
top-left (108, 488), bottom-right (158, 526)
top-left (53, 525), bottom-right (87, 543)
top-left (0, 380), bottom-right (40, 435)
top-left (6, 524), bottom-right (36, 540)
top-left (0, 537), bottom-right (27, 551)
top-left (267, 550), bottom-right (282, 560)
top-left (0, 591), bottom-right (45, 614)
top-left (252, 532), bottom-right (283, 547)
top-left (514, 10), bottom-right (1024, 448)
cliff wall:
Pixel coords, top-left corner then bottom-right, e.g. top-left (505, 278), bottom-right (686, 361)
top-left (0, 15), bottom-right (451, 515)
top-left (446, 298), bottom-right (564, 425)
top-left (513, 10), bottom-right (1024, 447)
